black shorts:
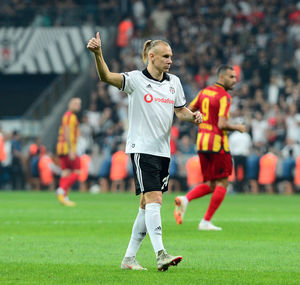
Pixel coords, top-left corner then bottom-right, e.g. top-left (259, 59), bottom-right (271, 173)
top-left (131, 153), bottom-right (170, 195)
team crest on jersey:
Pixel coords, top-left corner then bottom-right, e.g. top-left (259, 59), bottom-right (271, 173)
top-left (169, 86), bottom-right (175, 94)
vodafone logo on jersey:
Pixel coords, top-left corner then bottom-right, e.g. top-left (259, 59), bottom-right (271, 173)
top-left (144, 93), bottom-right (174, 105)
top-left (144, 93), bottom-right (153, 103)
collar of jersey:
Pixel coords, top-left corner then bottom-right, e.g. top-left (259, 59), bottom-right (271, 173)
top-left (142, 68), bottom-right (170, 82)
top-left (215, 82), bottom-right (226, 90)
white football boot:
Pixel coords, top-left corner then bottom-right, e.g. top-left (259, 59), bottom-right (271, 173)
top-left (121, 257), bottom-right (147, 270)
top-left (198, 219), bottom-right (222, 231)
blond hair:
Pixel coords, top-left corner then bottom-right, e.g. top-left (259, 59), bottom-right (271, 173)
top-left (142, 40), bottom-right (170, 64)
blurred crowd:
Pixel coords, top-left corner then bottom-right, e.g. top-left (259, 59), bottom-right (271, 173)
top-left (1, 0), bottom-right (300, 193)
top-left (0, 0), bottom-right (121, 27)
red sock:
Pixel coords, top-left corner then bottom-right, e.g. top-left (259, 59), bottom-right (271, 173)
top-left (204, 185), bottom-right (226, 221)
top-left (65, 172), bottom-right (79, 190)
top-left (186, 184), bottom-right (211, 202)
top-left (59, 177), bottom-right (69, 194)
top-left (59, 173), bottom-right (79, 196)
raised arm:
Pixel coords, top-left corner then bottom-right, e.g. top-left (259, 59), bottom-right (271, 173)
top-left (87, 32), bottom-right (123, 89)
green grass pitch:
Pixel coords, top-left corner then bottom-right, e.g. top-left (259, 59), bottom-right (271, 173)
top-left (0, 191), bottom-right (300, 285)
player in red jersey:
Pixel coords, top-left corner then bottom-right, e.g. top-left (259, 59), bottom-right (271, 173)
top-left (56, 98), bottom-right (81, 206)
top-left (174, 65), bottom-right (246, 230)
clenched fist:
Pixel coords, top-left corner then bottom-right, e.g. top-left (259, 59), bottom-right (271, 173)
top-left (193, 111), bottom-right (203, 124)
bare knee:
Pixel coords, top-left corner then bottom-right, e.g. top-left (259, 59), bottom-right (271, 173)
top-left (139, 194), bottom-right (146, 209)
top-left (144, 191), bottom-right (163, 205)
top-left (61, 169), bottom-right (71, 177)
top-left (206, 181), bottom-right (216, 192)
top-left (216, 178), bottom-right (229, 188)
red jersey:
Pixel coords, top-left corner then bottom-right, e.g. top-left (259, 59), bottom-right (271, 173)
top-left (56, 111), bottom-right (79, 156)
top-left (190, 83), bottom-right (231, 153)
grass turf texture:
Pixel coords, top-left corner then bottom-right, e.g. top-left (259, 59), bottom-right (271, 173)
top-left (0, 192), bottom-right (300, 285)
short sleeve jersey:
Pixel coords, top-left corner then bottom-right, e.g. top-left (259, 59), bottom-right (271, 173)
top-left (121, 69), bottom-right (186, 158)
top-left (189, 83), bottom-right (232, 153)
top-left (56, 111), bottom-right (79, 155)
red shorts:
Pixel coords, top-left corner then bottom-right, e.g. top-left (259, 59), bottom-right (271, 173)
top-left (59, 155), bottom-right (81, 170)
top-left (198, 152), bottom-right (232, 182)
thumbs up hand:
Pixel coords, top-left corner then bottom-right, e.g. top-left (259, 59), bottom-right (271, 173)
top-left (87, 32), bottom-right (102, 54)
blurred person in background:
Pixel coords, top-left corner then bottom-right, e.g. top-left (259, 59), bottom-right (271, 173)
top-left (86, 102), bottom-right (101, 135)
top-left (97, 153), bottom-right (111, 193)
top-left (285, 105), bottom-right (300, 144)
top-left (0, 126), bottom-right (6, 189)
top-left (87, 33), bottom-right (202, 271)
top-left (116, 14), bottom-right (134, 59)
top-left (150, 3), bottom-right (171, 34)
top-left (177, 135), bottom-right (196, 155)
top-left (174, 65), bottom-right (246, 231)
top-left (246, 147), bottom-right (261, 194)
top-left (131, 0), bottom-right (146, 31)
top-left (56, 97), bottom-right (81, 206)
top-left (294, 154), bottom-right (300, 191)
top-left (250, 110), bottom-right (268, 149)
top-left (77, 113), bottom-right (93, 156)
top-left (229, 124), bottom-right (252, 192)
top-left (109, 143), bottom-right (128, 192)
top-left (185, 155), bottom-right (203, 191)
top-left (78, 149), bottom-right (92, 192)
top-left (27, 137), bottom-right (42, 191)
top-left (168, 154), bottom-right (181, 193)
top-left (38, 145), bottom-right (60, 191)
top-left (258, 148), bottom-right (278, 194)
top-left (11, 130), bottom-right (25, 190)
top-left (1, 132), bottom-right (12, 189)
top-left (280, 148), bottom-right (295, 195)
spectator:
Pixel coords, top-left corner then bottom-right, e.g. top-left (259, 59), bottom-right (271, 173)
top-left (177, 135), bottom-right (196, 155)
top-left (251, 111), bottom-right (269, 148)
top-left (229, 128), bottom-right (252, 192)
top-left (246, 147), bottom-right (261, 194)
top-left (280, 149), bottom-right (295, 195)
top-left (131, 0), bottom-right (146, 30)
top-left (86, 102), bottom-right (101, 134)
top-left (98, 154), bottom-right (111, 193)
top-left (168, 154), bottom-right (180, 193)
top-left (11, 130), bottom-right (25, 190)
top-left (265, 75), bottom-right (280, 105)
top-left (285, 105), bottom-right (300, 144)
top-left (77, 113), bottom-right (93, 156)
top-left (79, 150), bottom-right (92, 192)
top-left (149, 3), bottom-right (171, 34)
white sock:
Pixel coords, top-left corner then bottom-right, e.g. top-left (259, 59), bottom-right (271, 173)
top-left (182, 195), bottom-right (189, 205)
top-left (124, 208), bottom-right (147, 258)
top-left (56, 187), bottom-right (65, 195)
top-left (145, 203), bottom-right (165, 254)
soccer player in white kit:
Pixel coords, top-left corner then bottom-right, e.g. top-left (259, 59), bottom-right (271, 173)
top-left (87, 33), bottom-right (202, 271)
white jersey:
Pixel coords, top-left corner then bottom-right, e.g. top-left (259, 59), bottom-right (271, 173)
top-left (121, 69), bottom-right (186, 158)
